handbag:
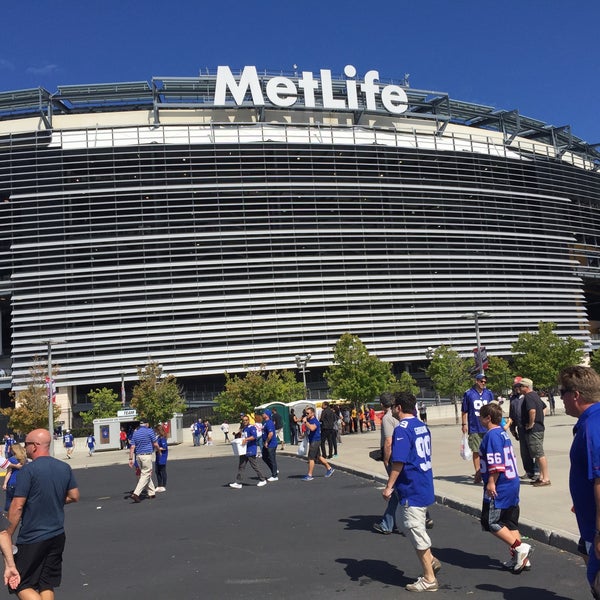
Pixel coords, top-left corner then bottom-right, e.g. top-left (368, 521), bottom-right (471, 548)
top-left (460, 433), bottom-right (472, 461)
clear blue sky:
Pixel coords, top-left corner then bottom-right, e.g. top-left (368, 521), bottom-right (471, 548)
top-left (1, 0), bottom-right (599, 143)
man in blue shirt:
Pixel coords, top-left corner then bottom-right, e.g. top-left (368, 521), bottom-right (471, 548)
top-left (462, 374), bottom-right (494, 483)
top-left (261, 410), bottom-right (279, 481)
top-left (62, 430), bottom-right (75, 459)
top-left (7, 428), bottom-right (79, 597)
top-left (478, 402), bottom-right (531, 573)
top-left (129, 421), bottom-right (161, 503)
top-left (382, 392), bottom-right (440, 592)
top-left (561, 365), bottom-right (600, 597)
top-left (301, 406), bottom-right (334, 481)
top-left (229, 415), bottom-right (268, 488)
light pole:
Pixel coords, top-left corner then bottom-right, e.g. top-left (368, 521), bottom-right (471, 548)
top-left (42, 339), bottom-right (65, 457)
top-left (460, 311), bottom-right (491, 375)
top-left (294, 353), bottom-right (312, 400)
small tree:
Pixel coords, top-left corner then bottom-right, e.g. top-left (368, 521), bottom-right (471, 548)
top-left (481, 355), bottom-right (513, 398)
top-left (425, 345), bottom-right (471, 424)
top-left (511, 321), bottom-right (585, 390)
top-left (81, 387), bottom-right (122, 425)
top-left (130, 361), bottom-right (186, 425)
top-left (1, 356), bottom-right (61, 434)
top-left (325, 333), bottom-right (394, 408)
top-left (390, 371), bottom-right (420, 396)
top-left (215, 366), bottom-right (305, 422)
top-left (590, 350), bottom-right (600, 375)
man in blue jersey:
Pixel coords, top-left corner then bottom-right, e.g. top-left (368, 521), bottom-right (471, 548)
top-left (129, 421), bottom-right (161, 502)
top-left (462, 374), bottom-right (494, 483)
top-left (7, 428), bottom-right (79, 598)
top-left (301, 406), bottom-right (334, 481)
top-left (382, 392), bottom-right (440, 593)
top-left (62, 430), bottom-right (75, 459)
top-left (478, 402), bottom-right (531, 573)
top-left (229, 415), bottom-right (268, 488)
top-left (261, 410), bottom-right (279, 481)
top-left (560, 365), bottom-right (600, 598)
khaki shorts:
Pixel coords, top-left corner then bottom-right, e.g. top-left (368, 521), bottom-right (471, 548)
top-left (468, 432), bottom-right (484, 453)
top-left (399, 504), bottom-right (431, 551)
top-left (526, 431), bottom-right (545, 459)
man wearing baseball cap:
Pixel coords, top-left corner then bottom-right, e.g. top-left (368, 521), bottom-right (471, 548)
top-left (508, 377), bottom-right (539, 481)
top-left (461, 373), bottom-right (494, 483)
top-left (518, 378), bottom-right (550, 487)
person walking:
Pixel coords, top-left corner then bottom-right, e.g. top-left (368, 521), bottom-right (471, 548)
top-left (301, 406), bottom-right (334, 481)
top-left (560, 365), bottom-right (600, 597)
top-left (86, 433), bottom-right (96, 456)
top-left (129, 420), bottom-right (161, 503)
top-left (271, 408), bottom-right (285, 450)
top-left (154, 425), bottom-right (168, 492)
top-left (461, 374), bottom-right (494, 483)
top-left (369, 406), bottom-right (376, 431)
top-left (220, 422), bottom-right (230, 443)
top-left (518, 378), bottom-right (551, 487)
top-left (373, 392), bottom-right (399, 535)
top-left (63, 430), bottom-right (75, 459)
top-left (192, 419), bottom-right (202, 446)
top-left (2, 443), bottom-right (26, 512)
top-left (319, 401), bottom-right (337, 459)
top-left (7, 428), bottom-right (79, 598)
top-left (478, 402), bottom-right (532, 573)
top-left (382, 392), bottom-right (440, 592)
top-left (229, 415), bottom-right (268, 489)
top-left (289, 409), bottom-right (299, 445)
top-left (261, 410), bottom-right (279, 481)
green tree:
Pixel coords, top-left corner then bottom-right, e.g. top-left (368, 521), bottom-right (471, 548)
top-left (81, 387), bottom-right (122, 425)
top-left (389, 371), bottom-right (420, 396)
top-left (590, 350), bottom-right (600, 374)
top-left (425, 345), bottom-right (471, 424)
top-left (0, 356), bottom-right (61, 434)
top-left (130, 361), bottom-right (186, 425)
top-left (215, 366), bottom-right (305, 421)
top-left (511, 321), bottom-right (585, 390)
top-left (481, 355), bottom-right (513, 398)
top-left (324, 333), bottom-right (394, 407)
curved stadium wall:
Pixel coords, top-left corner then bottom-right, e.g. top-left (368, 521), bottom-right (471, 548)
top-left (0, 70), bottom-right (598, 403)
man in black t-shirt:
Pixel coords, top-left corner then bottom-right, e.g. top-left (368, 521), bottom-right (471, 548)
top-left (519, 378), bottom-right (551, 487)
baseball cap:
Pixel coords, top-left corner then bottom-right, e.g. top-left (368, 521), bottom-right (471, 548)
top-left (475, 374), bottom-right (486, 380)
top-left (263, 409), bottom-right (272, 418)
top-left (519, 377), bottom-right (533, 388)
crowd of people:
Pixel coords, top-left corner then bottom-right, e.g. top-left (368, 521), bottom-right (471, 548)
top-left (1, 364), bottom-right (600, 597)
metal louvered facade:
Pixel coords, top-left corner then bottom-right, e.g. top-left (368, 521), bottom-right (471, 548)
top-left (0, 69), bottom-right (598, 404)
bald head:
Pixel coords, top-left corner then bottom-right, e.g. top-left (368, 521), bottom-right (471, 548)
top-left (25, 428), bottom-right (52, 458)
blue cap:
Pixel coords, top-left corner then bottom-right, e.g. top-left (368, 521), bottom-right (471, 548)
top-left (475, 374), bottom-right (486, 380)
top-left (263, 409), bottom-right (272, 418)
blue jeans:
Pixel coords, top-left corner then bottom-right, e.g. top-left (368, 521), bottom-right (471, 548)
top-left (262, 446), bottom-right (278, 478)
top-left (379, 463), bottom-right (398, 532)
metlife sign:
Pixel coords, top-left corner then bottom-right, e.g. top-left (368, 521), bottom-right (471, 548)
top-left (214, 65), bottom-right (409, 115)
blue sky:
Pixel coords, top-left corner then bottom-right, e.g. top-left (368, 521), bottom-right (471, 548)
top-left (1, 1), bottom-right (599, 143)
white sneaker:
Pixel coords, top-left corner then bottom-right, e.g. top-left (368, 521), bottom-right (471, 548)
top-left (405, 576), bottom-right (439, 592)
top-left (267, 476), bottom-right (278, 482)
top-left (229, 482), bottom-right (242, 489)
top-left (513, 543), bottom-right (532, 573)
top-left (155, 487), bottom-right (166, 492)
top-left (257, 480), bottom-right (267, 487)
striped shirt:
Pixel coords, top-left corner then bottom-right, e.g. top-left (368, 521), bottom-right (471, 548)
top-left (131, 426), bottom-right (157, 454)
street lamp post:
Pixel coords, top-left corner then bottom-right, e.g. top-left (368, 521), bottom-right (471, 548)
top-left (294, 354), bottom-right (312, 400)
top-left (42, 339), bottom-right (65, 457)
top-left (460, 311), bottom-right (491, 375)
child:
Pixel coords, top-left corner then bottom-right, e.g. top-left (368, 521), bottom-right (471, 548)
top-left (86, 433), bottom-right (96, 456)
top-left (478, 402), bottom-right (532, 573)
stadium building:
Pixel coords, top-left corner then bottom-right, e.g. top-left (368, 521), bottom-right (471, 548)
top-left (0, 65), bottom-right (599, 419)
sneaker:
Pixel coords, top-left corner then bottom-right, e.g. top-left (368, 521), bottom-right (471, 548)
top-left (513, 543), bottom-right (532, 573)
top-left (431, 557), bottom-right (442, 574)
top-left (257, 480), bottom-right (267, 487)
top-left (373, 522), bottom-right (392, 535)
top-left (332, 454), bottom-right (338, 458)
top-left (155, 487), bottom-right (166, 492)
top-left (502, 554), bottom-right (532, 571)
top-left (229, 482), bottom-right (242, 489)
top-left (302, 475), bottom-right (314, 481)
top-left (406, 576), bottom-right (439, 592)
top-left (267, 476), bottom-right (278, 482)
top-left (325, 468), bottom-right (335, 478)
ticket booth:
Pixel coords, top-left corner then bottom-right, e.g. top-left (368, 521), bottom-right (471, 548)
top-left (93, 411), bottom-right (183, 451)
